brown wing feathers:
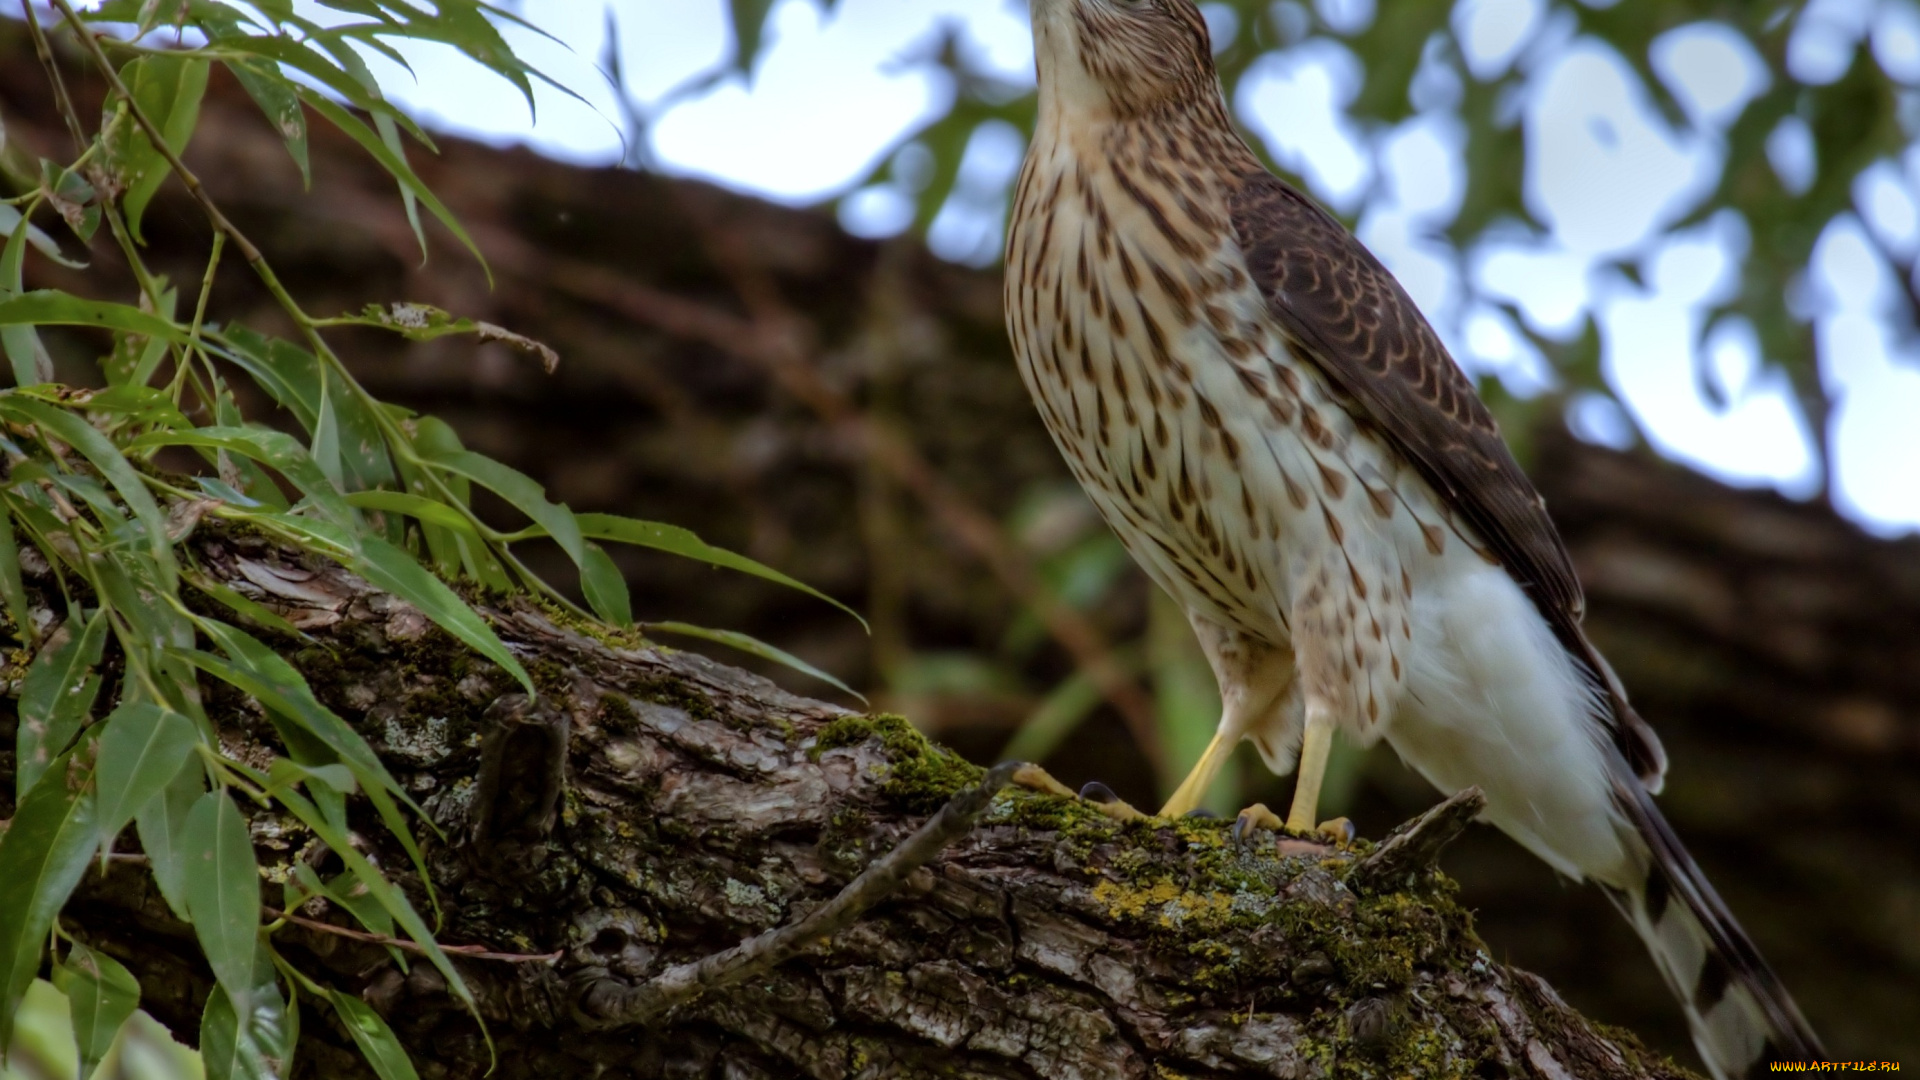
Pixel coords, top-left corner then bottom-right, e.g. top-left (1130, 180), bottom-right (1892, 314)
top-left (1225, 170), bottom-right (1668, 785)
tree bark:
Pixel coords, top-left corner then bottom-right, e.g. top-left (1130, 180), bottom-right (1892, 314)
top-left (3, 525), bottom-right (1693, 1079)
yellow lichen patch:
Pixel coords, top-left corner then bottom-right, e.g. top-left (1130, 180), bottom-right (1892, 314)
top-left (1092, 877), bottom-right (1240, 931)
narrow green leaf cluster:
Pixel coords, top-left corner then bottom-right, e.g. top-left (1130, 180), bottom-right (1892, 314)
top-left (0, 3), bottom-right (863, 1076)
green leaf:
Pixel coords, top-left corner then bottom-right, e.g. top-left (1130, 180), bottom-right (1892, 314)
top-left (0, 750), bottom-right (98, 1053)
top-left (374, 110), bottom-right (428, 261)
top-left (183, 622), bottom-right (408, 807)
top-left (211, 328), bottom-right (395, 491)
top-left (296, 87), bottom-right (492, 280)
top-left (0, 501), bottom-right (33, 646)
top-left (294, 864), bottom-right (392, 939)
top-left (645, 621), bottom-right (864, 702)
top-left (16, 609), bottom-right (109, 796)
top-left (728, 0), bottom-right (778, 72)
top-left (199, 948), bottom-right (293, 1080)
top-left (0, 203), bottom-right (53, 387)
top-left (345, 490), bottom-right (482, 534)
top-left (226, 57), bottom-right (310, 186)
top-left (326, 987), bottom-right (421, 1080)
top-left (127, 425), bottom-right (353, 527)
top-left (136, 756), bottom-right (206, 921)
top-left (576, 512), bottom-right (866, 630)
top-left (110, 55), bottom-right (212, 242)
top-left (184, 789), bottom-right (262, 1017)
top-left (422, 448), bottom-right (583, 566)
top-left (184, 568), bottom-right (310, 640)
top-left (0, 395), bottom-right (178, 590)
top-left (351, 535), bottom-right (534, 694)
top-left (0, 290), bottom-right (186, 341)
top-left (397, 417), bottom-right (511, 589)
top-left (93, 701), bottom-right (199, 857)
top-left (580, 542), bottom-right (631, 626)
top-left (213, 326), bottom-right (321, 431)
top-left (0, 202), bottom-right (85, 270)
top-left (52, 941), bottom-right (142, 1080)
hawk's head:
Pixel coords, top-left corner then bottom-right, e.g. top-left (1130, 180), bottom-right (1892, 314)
top-left (1030, 0), bottom-right (1222, 120)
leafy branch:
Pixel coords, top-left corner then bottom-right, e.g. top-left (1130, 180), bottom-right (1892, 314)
top-left (0, 3), bottom-right (863, 1077)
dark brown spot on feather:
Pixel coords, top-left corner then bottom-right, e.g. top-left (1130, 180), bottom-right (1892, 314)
top-left (1421, 522), bottom-right (1446, 556)
top-left (1283, 470), bottom-right (1308, 510)
top-left (1316, 460), bottom-right (1347, 499)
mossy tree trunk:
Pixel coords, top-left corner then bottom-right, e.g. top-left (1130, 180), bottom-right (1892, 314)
top-left (3, 525), bottom-right (1693, 1079)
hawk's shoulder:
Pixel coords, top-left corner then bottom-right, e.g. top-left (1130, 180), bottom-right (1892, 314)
top-left (1226, 170), bottom-right (1584, 620)
top-left (1224, 171), bottom-right (1686, 765)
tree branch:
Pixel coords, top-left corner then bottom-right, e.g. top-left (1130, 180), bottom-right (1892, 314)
top-left (17, 526), bottom-right (1694, 1079)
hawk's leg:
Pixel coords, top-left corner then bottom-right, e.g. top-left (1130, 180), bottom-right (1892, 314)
top-left (1156, 729), bottom-right (1236, 819)
top-left (1009, 763), bottom-right (1147, 821)
top-left (1158, 617), bottom-right (1296, 820)
top-left (1280, 703), bottom-right (1354, 843)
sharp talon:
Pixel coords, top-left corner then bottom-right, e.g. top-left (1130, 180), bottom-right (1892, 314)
top-left (1318, 817), bottom-right (1357, 846)
top-left (1076, 779), bottom-right (1147, 821)
top-left (1231, 803), bottom-right (1283, 847)
top-left (1184, 808), bottom-right (1220, 819)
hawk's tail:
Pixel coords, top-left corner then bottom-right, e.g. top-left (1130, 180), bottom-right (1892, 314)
top-left (1604, 770), bottom-right (1824, 1079)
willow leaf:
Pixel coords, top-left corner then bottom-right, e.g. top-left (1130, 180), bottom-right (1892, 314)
top-left (0, 395), bottom-right (178, 588)
top-left (576, 512), bottom-right (865, 630)
top-left (94, 701), bottom-right (200, 858)
top-left (0, 750), bottom-right (97, 1054)
top-left (580, 542), bottom-right (632, 626)
top-left (645, 621), bottom-right (863, 702)
top-left (325, 988), bottom-right (422, 1080)
top-left (422, 448), bottom-right (583, 566)
top-left (52, 942), bottom-right (142, 1080)
top-left (16, 608), bottom-right (109, 796)
top-left (184, 790), bottom-right (261, 1016)
top-left (296, 88), bottom-right (490, 279)
top-left (351, 535), bottom-right (533, 694)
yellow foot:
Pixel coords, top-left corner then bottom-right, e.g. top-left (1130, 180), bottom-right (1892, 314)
top-left (1231, 804), bottom-right (1357, 849)
top-left (1008, 763), bottom-right (1146, 821)
top-left (1230, 802), bottom-right (1283, 847)
top-left (1316, 816), bottom-right (1357, 847)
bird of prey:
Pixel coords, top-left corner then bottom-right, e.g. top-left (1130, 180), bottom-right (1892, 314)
top-left (1002, 1), bottom-right (1822, 1075)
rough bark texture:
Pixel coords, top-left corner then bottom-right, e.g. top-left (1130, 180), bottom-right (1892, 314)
top-left (7, 526), bottom-right (1689, 1079)
top-left (3, 21), bottom-right (1914, 1069)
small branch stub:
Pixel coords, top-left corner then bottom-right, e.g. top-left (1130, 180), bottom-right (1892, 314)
top-left (1349, 785), bottom-right (1486, 895)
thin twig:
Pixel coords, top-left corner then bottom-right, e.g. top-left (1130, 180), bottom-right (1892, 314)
top-left (265, 906), bottom-right (562, 964)
top-left (20, 3), bottom-right (88, 156)
top-left (574, 759), bottom-right (1023, 1029)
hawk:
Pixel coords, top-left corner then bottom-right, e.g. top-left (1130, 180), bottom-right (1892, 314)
top-left (1002, 1), bottom-right (1822, 1075)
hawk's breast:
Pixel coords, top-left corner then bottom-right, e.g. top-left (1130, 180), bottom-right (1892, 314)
top-left (1005, 127), bottom-right (1461, 739)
